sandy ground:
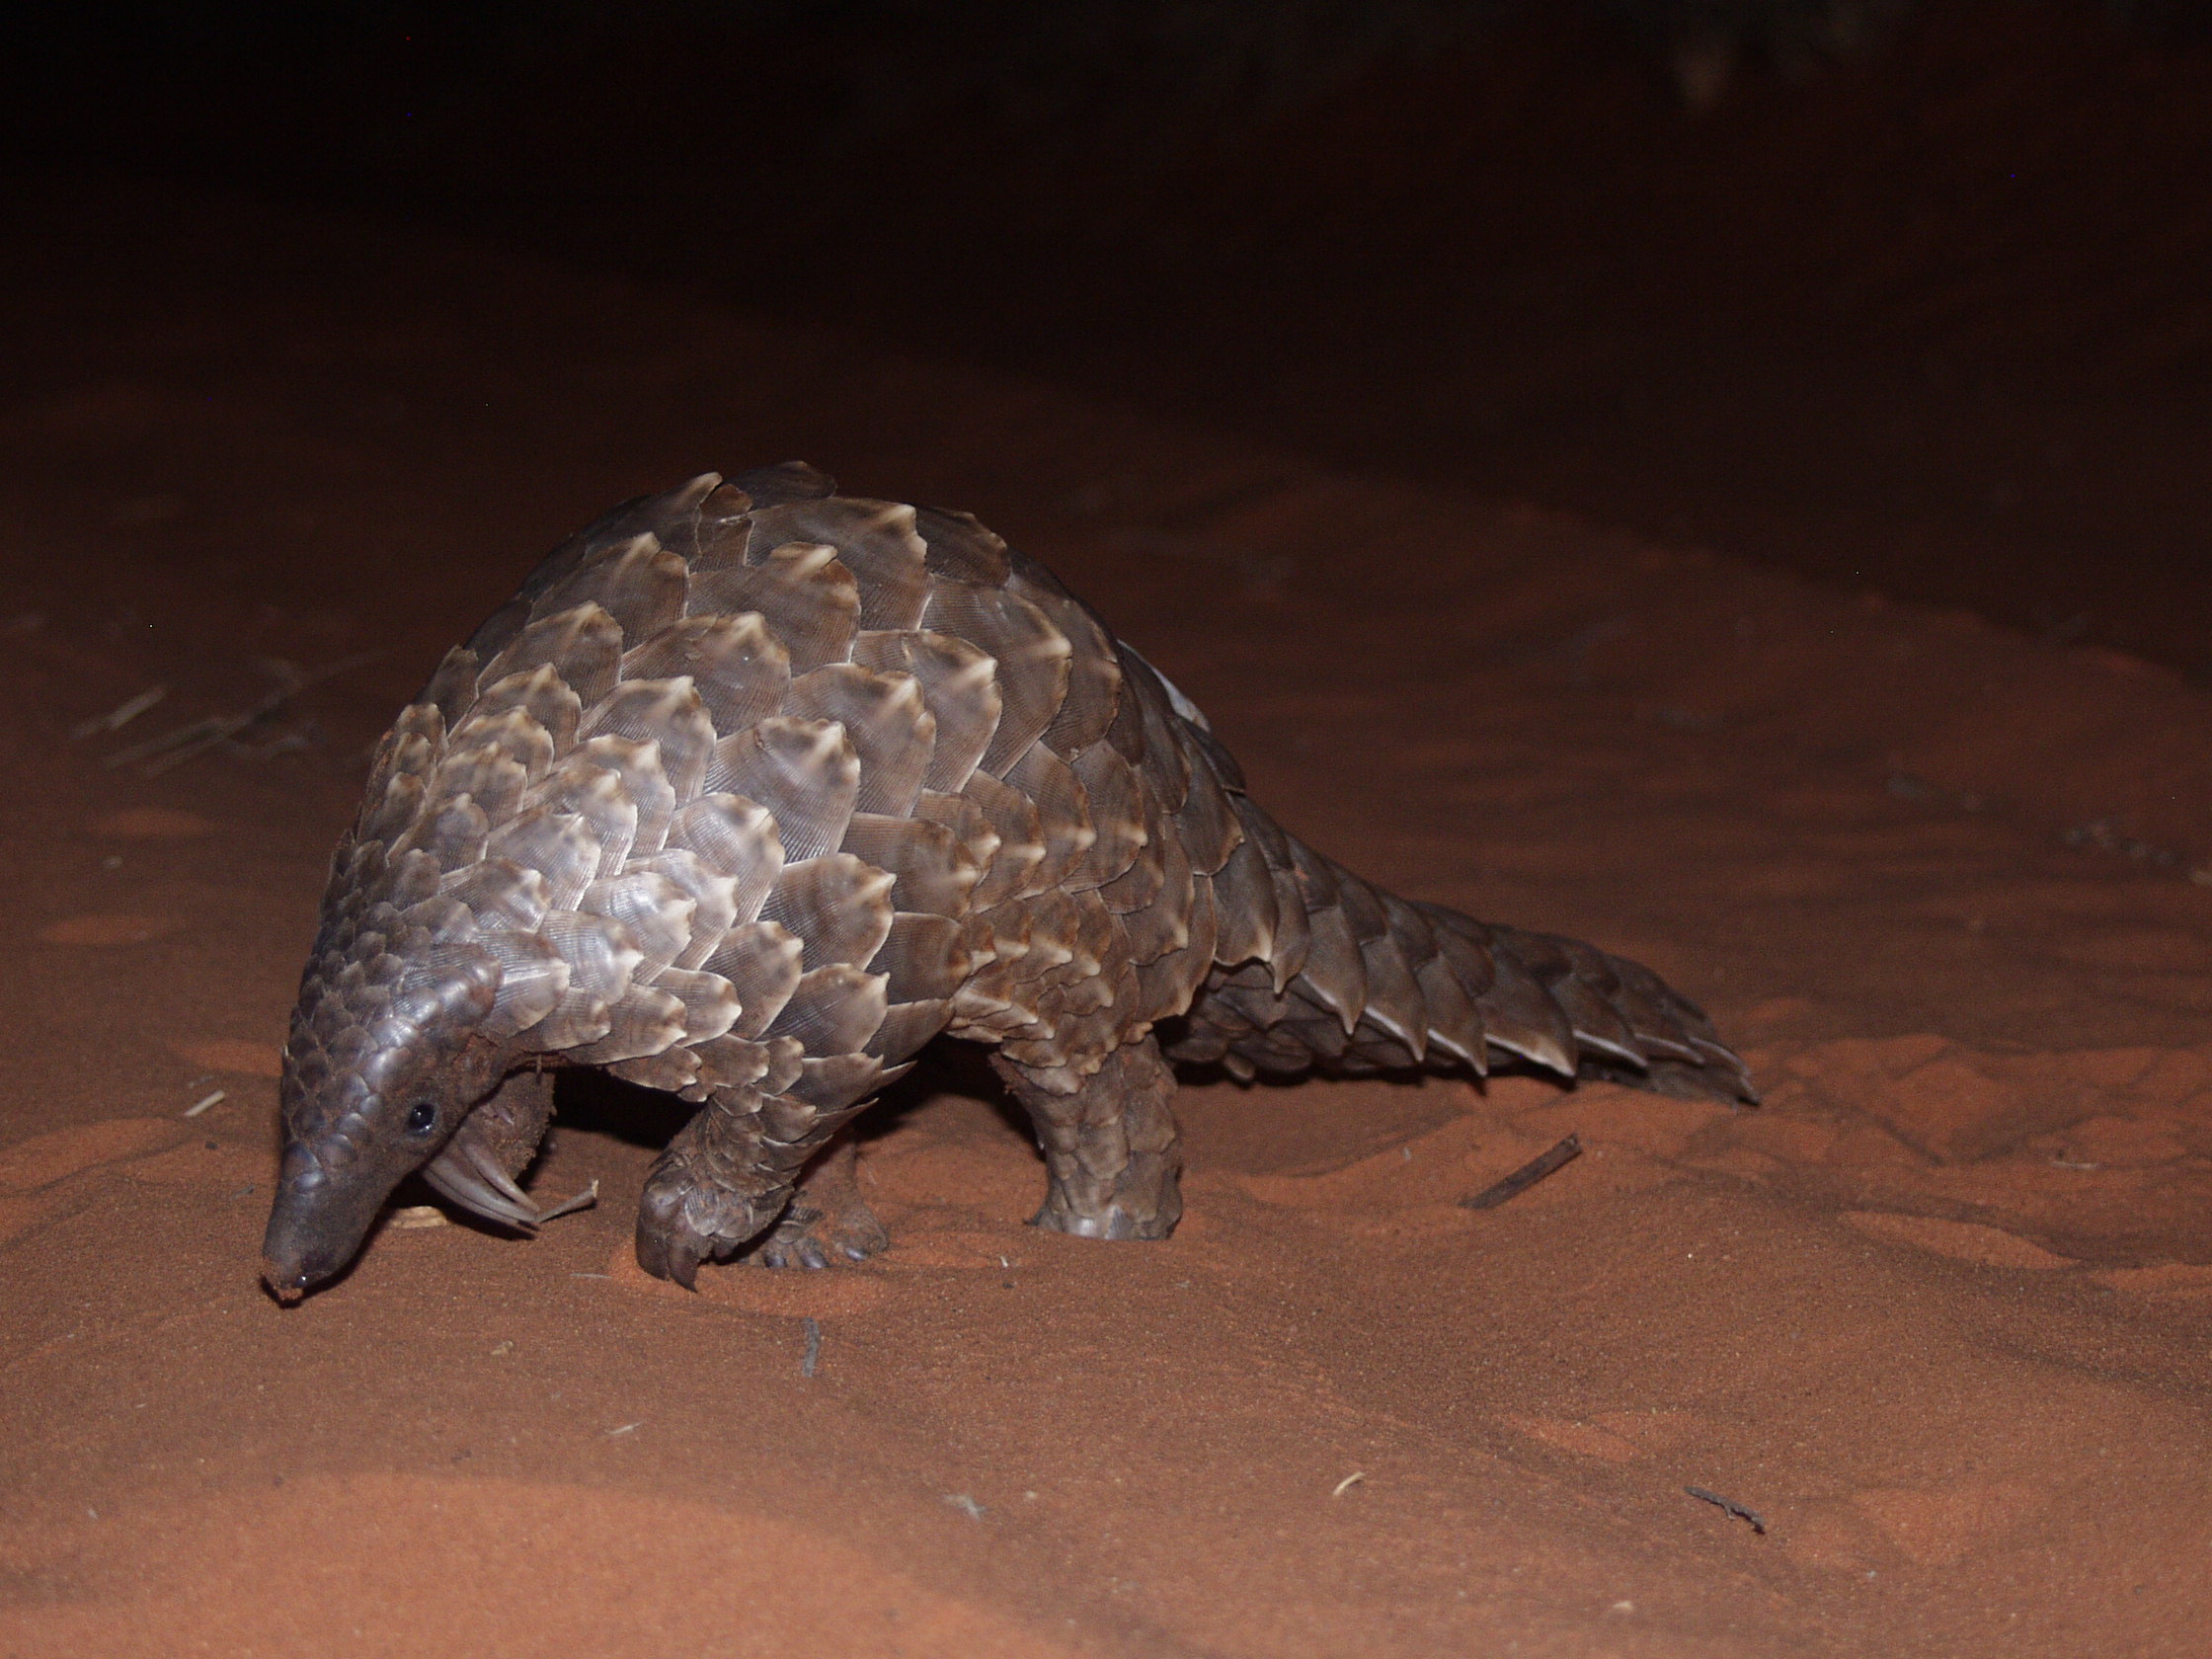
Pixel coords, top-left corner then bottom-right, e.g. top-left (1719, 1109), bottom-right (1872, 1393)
top-left (3, 187), bottom-right (2210, 1657)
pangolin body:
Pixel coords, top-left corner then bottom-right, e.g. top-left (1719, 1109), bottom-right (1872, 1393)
top-left (263, 465), bottom-right (1754, 1297)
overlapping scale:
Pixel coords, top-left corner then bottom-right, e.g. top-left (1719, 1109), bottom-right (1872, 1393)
top-left (839, 814), bottom-right (979, 916)
top-left (627, 848), bottom-right (740, 970)
top-left (483, 809), bottom-right (598, 911)
top-left (703, 920), bottom-right (805, 1040)
top-left (568, 735), bottom-right (674, 858)
top-left (524, 751), bottom-right (639, 880)
top-left (456, 666), bottom-right (582, 760)
top-left (527, 534), bottom-right (688, 646)
top-left (483, 603), bottom-right (625, 707)
top-left (620, 613), bottom-right (788, 738)
top-left (760, 854), bottom-right (897, 971)
top-left (686, 541), bottom-right (858, 672)
top-left (582, 678), bottom-right (715, 804)
top-left (919, 582), bottom-right (1069, 776)
top-left (663, 794), bottom-right (783, 922)
top-left (783, 664), bottom-right (936, 818)
top-left (850, 629), bottom-right (1001, 793)
top-left (579, 871), bottom-right (694, 981)
top-left (702, 717), bottom-right (858, 862)
top-left (750, 499), bottom-right (929, 630)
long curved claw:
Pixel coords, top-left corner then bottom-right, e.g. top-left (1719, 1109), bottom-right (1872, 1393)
top-left (422, 1144), bottom-right (542, 1230)
top-left (646, 1228), bottom-right (705, 1291)
top-left (634, 1182), bottom-right (706, 1290)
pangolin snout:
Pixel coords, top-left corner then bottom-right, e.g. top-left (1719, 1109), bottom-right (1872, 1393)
top-left (260, 1144), bottom-right (391, 1303)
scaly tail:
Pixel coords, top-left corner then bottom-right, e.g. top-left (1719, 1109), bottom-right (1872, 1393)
top-left (1164, 799), bottom-right (1757, 1104)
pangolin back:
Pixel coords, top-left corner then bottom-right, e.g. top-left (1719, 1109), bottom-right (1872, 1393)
top-left (268, 463), bottom-right (1751, 1295)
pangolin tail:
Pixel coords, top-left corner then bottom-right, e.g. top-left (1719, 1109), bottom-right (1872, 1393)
top-left (1164, 809), bottom-right (1757, 1104)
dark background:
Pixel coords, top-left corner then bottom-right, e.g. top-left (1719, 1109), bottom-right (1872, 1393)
top-left (11, 0), bottom-right (2212, 672)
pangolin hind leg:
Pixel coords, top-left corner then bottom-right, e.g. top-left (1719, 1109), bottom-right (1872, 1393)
top-left (753, 1134), bottom-right (892, 1269)
top-left (991, 1035), bottom-right (1185, 1240)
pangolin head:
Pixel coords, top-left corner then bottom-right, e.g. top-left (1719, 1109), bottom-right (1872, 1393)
top-left (261, 870), bottom-right (529, 1301)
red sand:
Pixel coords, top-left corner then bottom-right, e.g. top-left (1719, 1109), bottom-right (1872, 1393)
top-left (3, 188), bottom-right (2210, 1657)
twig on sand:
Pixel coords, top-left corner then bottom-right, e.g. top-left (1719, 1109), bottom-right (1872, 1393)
top-left (1685, 1485), bottom-right (1767, 1535)
top-left (535, 1179), bottom-right (599, 1224)
top-left (101, 652), bottom-right (378, 775)
top-left (801, 1315), bottom-right (822, 1380)
top-left (182, 1089), bottom-right (226, 1119)
top-left (1460, 1135), bottom-right (1584, 1211)
top-left (1330, 1471), bottom-right (1366, 1498)
top-left (71, 684), bottom-right (169, 740)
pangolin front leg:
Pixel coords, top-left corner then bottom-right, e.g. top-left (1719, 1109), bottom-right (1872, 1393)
top-left (636, 1084), bottom-right (883, 1288)
top-left (992, 1036), bottom-right (1185, 1241)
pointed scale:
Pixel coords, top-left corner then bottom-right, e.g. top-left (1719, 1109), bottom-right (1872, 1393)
top-left (851, 629), bottom-right (1002, 794)
top-left (527, 534), bottom-right (689, 647)
top-left (627, 848), bottom-right (741, 970)
top-left (579, 871), bottom-right (695, 981)
top-left (686, 541), bottom-right (859, 673)
top-left (620, 613), bottom-right (790, 739)
top-left (749, 498), bottom-right (930, 631)
top-left (919, 582), bottom-right (1070, 777)
top-left (701, 716), bottom-right (858, 863)
top-left (457, 664), bottom-right (582, 760)
top-left (1002, 744), bottom-right (1097, 895)
top-left (582, 677), bottom-right (716, 804)
top-left (702, 920), bottom-right (806, 1041)
top-left (482, 603), bottom-right (625, 709)
top-left (419, 648), bottom-right (480, 729)
top-left (760, 854), bottom-right (897, 972)
top-left (524, 750), bottom-right (641, 880)
top-left (428, 742), bottom-right (533, 826)
top-left (483, 809), bottom-right (599, 912)
top-left (782, 664), bottom-right (937, 818)
top-left (840, 813), bottom-right (980, 917)
top-left (763, 965), bottom-right (890, 1058)
top-left (663, 793), bottom-right (784, 924)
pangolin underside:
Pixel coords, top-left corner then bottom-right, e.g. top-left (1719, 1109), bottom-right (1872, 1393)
top-left (263, 465), bottom-right (1754, 1298)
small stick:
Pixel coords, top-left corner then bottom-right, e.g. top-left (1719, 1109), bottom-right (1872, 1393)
top-left (103, 652), bottom-right (378, 774)
top-left (1461, 1134), bottom-right (1584, 1211)
top-left (103, 714), bottom-right (229, 770)
top-left (800, 1316), bottom-right (822, 1380)
top-left (534, 1179), bottom-right (599, 1223)
top-left (1331, 1471), bottom-right (1366, 1498)
top-left (72, 684), bottom-right (169, 740)
top-left (1685, 1485), bottom-right (1767, 1535)
top-left (183, 1089), bottom-right (226, 1119)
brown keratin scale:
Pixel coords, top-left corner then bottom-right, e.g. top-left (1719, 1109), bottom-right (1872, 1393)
top-left (263, 464), bottom-right (1755, 1299)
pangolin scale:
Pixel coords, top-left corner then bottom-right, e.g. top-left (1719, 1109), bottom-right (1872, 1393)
top-left (263, 464), bottom-right (1754, 1298)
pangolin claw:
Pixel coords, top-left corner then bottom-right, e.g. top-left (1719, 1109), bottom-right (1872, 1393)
top-left (666, 1237), bottom-right (705, 1292)
top-left (753, 1179), bottom-right (892, 1270)
top-left (755, 1231), bottom-right (830, 1271)
top-left (422, 1140), bottom-right (542, 1230)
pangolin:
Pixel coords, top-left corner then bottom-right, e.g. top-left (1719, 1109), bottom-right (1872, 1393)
top-left (263, 464), bottom-right (1754, 1298)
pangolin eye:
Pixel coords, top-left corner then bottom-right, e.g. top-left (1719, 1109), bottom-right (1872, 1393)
top-left (404, 1103), bottom-right (438, 1138)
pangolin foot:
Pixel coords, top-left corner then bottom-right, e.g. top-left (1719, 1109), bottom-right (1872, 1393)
top-left (1030, 1179), bottom-right (1183, 1241)
top-left (634, 1168), bottom-right (779, 1290)
top-left (752, 1193), bottom-right (891, 1270)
